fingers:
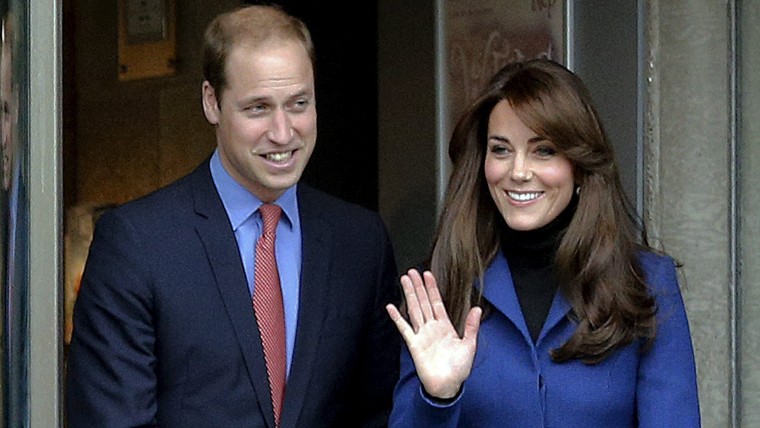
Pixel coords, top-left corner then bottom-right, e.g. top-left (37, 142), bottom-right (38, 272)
top-left (395, 269), bottom-right (456, 338)
top-left (399, 273), bottom-right (423, 331)
top-left (422, 271), bottom-right (447, 321)
top-left (385, 303), bottom-right (416, 344)
top-left (399, 269), bottom-right (435, 330)
top-left (409, 269), bottom-right (434, 323)
top-left (462, 306), bottom-right (482, 345)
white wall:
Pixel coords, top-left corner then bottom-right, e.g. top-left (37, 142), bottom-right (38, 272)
top-left (739, 1), bottom-right (760, 425)
top-left (644, 1), bottom-right (734, 426)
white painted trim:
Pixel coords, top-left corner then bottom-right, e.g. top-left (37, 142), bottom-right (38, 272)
top-left (434, 0), bottom-right (448, 214)
top-left (28, 0), bottom-right (63, 425)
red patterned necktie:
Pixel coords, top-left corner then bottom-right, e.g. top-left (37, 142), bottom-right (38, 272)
top-left (253, 204), bottom-right (286, 426)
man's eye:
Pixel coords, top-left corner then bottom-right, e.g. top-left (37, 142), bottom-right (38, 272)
top-left (290, 99), bottom-right (310, 112)
top-left (245, 104), bottom-right (267, 114)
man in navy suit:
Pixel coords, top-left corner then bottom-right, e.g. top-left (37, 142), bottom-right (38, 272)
top-left (65, 5), bottom-right (400, 427)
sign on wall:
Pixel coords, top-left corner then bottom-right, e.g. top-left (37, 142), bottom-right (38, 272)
top-left (443, 0), bottom-right (566, 135)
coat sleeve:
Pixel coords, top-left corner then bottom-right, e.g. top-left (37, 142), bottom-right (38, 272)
top-left (388, 337), bottom-right (465, 427)
top-left (636, 255), bottom-right (701, 427)
top-left (65, 210), bottom-right (159, 428)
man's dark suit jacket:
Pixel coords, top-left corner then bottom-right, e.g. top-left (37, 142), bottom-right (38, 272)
top-left (65, 161), bottom-right (401, 427)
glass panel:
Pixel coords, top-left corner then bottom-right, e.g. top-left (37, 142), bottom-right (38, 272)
top-left (1, 0), bottom-right (29, 425)
top-left (740, 1), bottom-right (760, 426)
top-left (443, 0), bottom-right (566, 137)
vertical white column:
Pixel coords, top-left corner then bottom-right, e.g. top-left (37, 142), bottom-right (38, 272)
top-left (739, 2), bottom-right (760, 426)
top-left (28, 0), bottom-right (62, 425)
top-left (644, 1), bottom-right (733, 426)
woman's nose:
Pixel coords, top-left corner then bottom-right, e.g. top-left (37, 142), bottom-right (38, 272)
top-left (510, 153), bottom-right (532, 181)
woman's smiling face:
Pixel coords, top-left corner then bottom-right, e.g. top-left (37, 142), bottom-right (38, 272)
top-left (484, 99), bottom-right (575, 231)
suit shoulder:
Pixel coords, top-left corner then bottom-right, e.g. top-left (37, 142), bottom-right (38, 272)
top-left (99, 163), bottom-right (206, 226)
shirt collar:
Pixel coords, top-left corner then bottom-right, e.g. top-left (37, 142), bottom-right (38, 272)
top-left (209, 149), bottom-right (299, 231)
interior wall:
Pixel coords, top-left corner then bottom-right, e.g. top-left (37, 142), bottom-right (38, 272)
top-left (378, 0), bottom-right (438, 272)
top-left (63, 0), bottom-right (236, 346)
top-left (571, 0), bottom-right (641, 209)
top-left (68, 0), bottom-right (235, 208)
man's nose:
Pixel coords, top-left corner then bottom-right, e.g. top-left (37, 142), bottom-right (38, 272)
top-left (267, 109), bottom-right (294, 143)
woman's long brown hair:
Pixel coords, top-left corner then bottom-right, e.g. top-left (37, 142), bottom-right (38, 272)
top-left (429, 59), bottom-right (656, 364)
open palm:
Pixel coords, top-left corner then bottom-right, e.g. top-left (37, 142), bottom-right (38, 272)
top-left (386, 269), bottom-right (482, 399)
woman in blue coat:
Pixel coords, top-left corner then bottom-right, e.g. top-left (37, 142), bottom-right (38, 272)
top-left (386, 59), bottom-right (700, 427)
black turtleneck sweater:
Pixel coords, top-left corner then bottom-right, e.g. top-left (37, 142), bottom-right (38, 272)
top-left (500, 196), bottom-right (577, 343)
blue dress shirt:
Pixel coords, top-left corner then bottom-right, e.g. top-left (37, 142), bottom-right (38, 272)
top-left (210, 150), bottom-right (301, 376)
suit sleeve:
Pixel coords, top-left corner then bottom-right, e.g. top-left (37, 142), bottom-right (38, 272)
top-left (636, 255), bottom-right (701, 427)
top-left (66, 210), bottom-right (159, 428)
top-left (355, 215), bottom-right (402, 427)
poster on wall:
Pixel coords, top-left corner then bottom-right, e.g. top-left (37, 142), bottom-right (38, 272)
top-left (443, 0), bottom-right (566, 134)
top-left (1, 0), bottom-right (29, 424)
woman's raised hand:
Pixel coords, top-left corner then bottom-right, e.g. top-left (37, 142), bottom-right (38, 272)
top-left (386, 269), bottom-right (482, 399)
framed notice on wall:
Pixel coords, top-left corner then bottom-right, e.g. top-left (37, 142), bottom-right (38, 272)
top-left (117, 0), bottom-right (177, 81)
top-left (442, 0), bottom-right (567, 135)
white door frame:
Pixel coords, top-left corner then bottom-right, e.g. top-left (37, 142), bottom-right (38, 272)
top-left (28, 0), bottom-right (62, 425)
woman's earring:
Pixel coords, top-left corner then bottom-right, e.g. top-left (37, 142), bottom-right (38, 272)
top-left (575, 186), bottom-right (581, 195)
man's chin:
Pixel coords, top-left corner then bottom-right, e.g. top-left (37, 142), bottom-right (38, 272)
top-left (249, 175), bottom-right (301, 200)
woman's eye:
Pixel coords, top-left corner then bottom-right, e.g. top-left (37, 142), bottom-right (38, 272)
top-left (489, 145), bottom-right (509, 155)
top-left (535, 146), bottom-right (557, 157)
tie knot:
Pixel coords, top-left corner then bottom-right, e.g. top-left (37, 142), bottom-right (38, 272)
top-left (259, 204), bottom-right (282, 235)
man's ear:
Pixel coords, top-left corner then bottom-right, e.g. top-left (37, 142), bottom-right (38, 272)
top-left (201, 81), bottom-right (220, 125)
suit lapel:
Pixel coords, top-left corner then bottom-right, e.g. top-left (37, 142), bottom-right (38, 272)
top-left (280, 185), bottom-right (332, 428)
top-left (190, 163), bottom-right (277, 427)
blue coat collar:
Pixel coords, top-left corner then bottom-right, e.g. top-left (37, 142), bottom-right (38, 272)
top-left (479, 251), bottom-right (573, 345)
